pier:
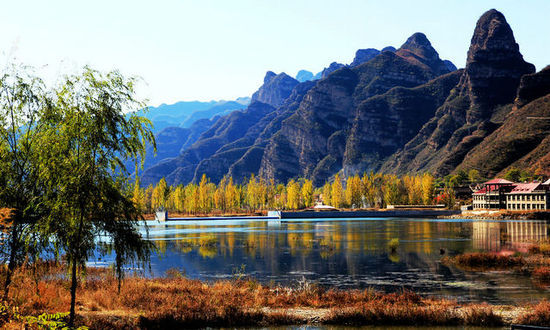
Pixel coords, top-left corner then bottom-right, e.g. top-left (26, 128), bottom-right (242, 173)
top-left (154, 209), bottom-right (461, 221)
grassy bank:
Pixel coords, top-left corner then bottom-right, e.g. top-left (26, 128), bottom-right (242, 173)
top-left (0, 263), bottom-right (548, 329)
top-left (442, 240), bottom-right (550, 288)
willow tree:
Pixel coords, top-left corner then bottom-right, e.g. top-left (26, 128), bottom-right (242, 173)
top-left (42, 67), bottom-right (155, 326)
top-left (0, 66), bottom-right (52, 298)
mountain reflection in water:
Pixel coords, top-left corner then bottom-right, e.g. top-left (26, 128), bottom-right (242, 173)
top-left (94, 218), bottom-right (549, 304)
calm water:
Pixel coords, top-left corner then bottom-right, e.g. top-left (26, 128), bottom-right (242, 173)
top-left (95, 217), bottom-right (550, 305)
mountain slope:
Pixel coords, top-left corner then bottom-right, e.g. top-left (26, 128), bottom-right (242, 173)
top-left (455, 66), bottom-right (550, 177)
top-left (382, 9), bottom-right (535, 176)
top-left (140, 73), bottom-right (299, 185)
top-left (342, 70), bottom-right (463, 175)
top-left (259, 32), bottom-right (453, 185)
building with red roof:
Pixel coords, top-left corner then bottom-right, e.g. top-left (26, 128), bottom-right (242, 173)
top-left (506, 182), bottom-right (550, 211)
top-left (472, 178), bottom-right (550, 210)
top-left (472, 178), bottom-right (515, 209)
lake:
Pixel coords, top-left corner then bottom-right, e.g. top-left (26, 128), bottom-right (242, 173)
top-left (95, 217), bottom-right (550, 305)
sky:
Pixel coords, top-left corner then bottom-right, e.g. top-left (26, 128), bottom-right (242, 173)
top-left (1, 0), bottom-right (549, 107)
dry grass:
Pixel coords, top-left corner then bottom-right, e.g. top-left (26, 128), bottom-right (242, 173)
top-left (442, 252), bottom-right (526, 270)
top-left (2, 263), bottom-right (549, 328)
top-left (515, 300), bottom-right (550, 326)
top-left (532, 266), bottom-right (550, 285)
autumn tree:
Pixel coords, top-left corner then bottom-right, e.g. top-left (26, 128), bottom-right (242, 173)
top-left (42, 67), bottom-right (155, 326)
top-left (286, 179), bottom-right (301, 210)
top-left (151, 178), bottom-right (169, 210)
top-left (345, 175), bottom-right (362, 208)
top-left (421, 173), bottom-right (435, 205)
top-left (0, 66), bottom-right (50, 298)
top-left (468, 169), bottom-right (481, 184)
top-left (301, 179), bottom-right (314, 208)
top-left (331, 174), bottom-right (345, 208)
top-left (322, 182), bottom-right (332, 205)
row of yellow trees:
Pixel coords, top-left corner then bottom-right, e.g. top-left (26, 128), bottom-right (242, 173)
top-left (133, 172), bottom-right (436, 214)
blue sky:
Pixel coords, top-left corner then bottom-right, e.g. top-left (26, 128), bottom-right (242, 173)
top-left (1, 0), bottom-right (549, 106)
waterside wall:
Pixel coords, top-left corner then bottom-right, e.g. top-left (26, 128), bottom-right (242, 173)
top-left (267, 209), bottom-right (460, 219)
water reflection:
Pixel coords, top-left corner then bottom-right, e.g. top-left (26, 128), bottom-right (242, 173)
top-left (472, 220), bottom-right (548, 251)
top-left (133, 218), bottom-right (550, 304)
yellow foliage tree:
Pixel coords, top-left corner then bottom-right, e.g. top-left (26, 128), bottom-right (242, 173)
top-left (345, 175), bottom-right (362, 208)
top-left (421, 173), bottom-right (435, 205)
top-left (331, 174), bottom-right (344, 208)
top-left (151, 178), bottom-right (168, 210)
top-left (322, 182), bottom-right (332, 205)
top-left (301, 179), bottom-right (314, 208)
top-left (286, 179), bottom-right (301, 210)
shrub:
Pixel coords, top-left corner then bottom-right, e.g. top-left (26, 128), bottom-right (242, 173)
top-left (516, 300), bottom-right (550, 326)
top-left (444, 252), bottom-right (526, 270)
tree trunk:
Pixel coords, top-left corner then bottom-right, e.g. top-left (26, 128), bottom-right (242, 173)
top-left (3, 224), bottom-right (19, 299)
top-left (68, 258), bottom-right (78, 327)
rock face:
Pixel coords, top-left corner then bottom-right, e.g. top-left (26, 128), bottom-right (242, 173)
top-left (443, 60), bottom-right (457, 72)
top-left (394, 33), bottom-right (451, 76)
top-left (383, 9), bottom-right (535, 176)
top-left (321, 62), bottom-right (346, 78)
top-left (514, 65), bottom-right (550, 109)
top-left (351, 48), bottom-right (380, 67)
top-left (132, 117), bottom-right (216, 176)
top-left (260, 33), bottom-right (452, 185)
top-left (141, 72), bottom-right (304, 185)
top-left (251, 72), bottom-right (299, 107)
top-left (455, 66), bottom-right (550, 178)
top-left (141, 9), bottom-right (544, 187)
top-left (343, 70), bottom-right (462, 176)
top-left (460, 9), bottom-right (535, 123)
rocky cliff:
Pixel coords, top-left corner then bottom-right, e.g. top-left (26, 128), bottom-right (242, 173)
top-left (383, 9), bottom-right (535, 176)
top-left (141, 72), bottom-right (300, 185)
top-left (260, 32), bottom-right (453, 185)
top-left (140, 9), bottom-right (545, 187)
top-left (251, 72), bottom-right (299, 107)
top-left (455, 66), bottom-right (550, 177)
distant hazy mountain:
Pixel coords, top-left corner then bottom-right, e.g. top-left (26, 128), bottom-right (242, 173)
top-left (295, 70), bottom-right (315, 82)
top-left (136, 98), bottom-right (249, 133)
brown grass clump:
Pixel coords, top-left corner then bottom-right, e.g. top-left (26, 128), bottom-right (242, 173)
top-left (516, 300), bottom-right (550, 326)
top-left (532, 266), bottom-right (550, 285)
top-left (461, 304), bottom-right (504, 327)
top-left (323, 301), bottom-right (503, 326)
top-left (323, 302), bottom-right (459, 326)
top-left (0, 264), bottom-right (521, 328)
top-left (443, 252), bottom-right (526, 270)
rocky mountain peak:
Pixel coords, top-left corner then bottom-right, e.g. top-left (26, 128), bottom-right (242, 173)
top-left (252, 72), bottom-right (299, 108)
top-left (395, 33), bottom-right (449, 75)
top-left (460, 9), bottom-right (535, 122)
top-left (263, 71), bottom-right (277, 83)
top-left (400, 33), bottom-right (437, 59)
top-left (467, 9), bottom-right (517, 63)
top-left (321, 62), bottom-right (346, 78)
top-left (351, 48), bottom-right (380, 67)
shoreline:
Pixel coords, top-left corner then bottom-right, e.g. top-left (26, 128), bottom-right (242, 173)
top-left (4, 241), bottom-right (549, 328)
top-left (145, 208), bottom-right (462, 221)
top-left (3, 265), bottom-right (547, 328)
top-left (443, 210), bottom-right (550, 221)
top-left (143, 209), bottom-right (550, 222)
